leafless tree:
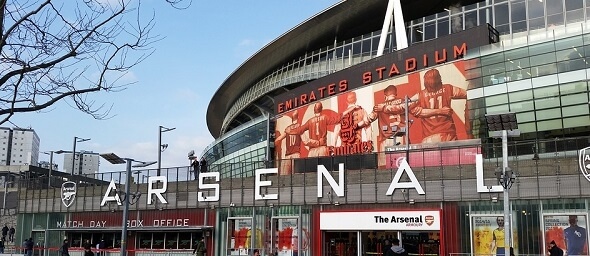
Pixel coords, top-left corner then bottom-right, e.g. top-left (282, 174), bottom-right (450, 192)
top-left (0, 0), bottom-right (188, 125)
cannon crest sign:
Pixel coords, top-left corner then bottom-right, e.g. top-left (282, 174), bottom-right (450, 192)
top-left (580, 146), bottom-right (590, 182)
top-left (61, 181), bottom-right (77, 208)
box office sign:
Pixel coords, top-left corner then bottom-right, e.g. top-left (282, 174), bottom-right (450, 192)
top-left (319, 211), bottom-right (440, 231)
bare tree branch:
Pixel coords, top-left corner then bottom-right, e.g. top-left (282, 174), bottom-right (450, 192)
top-left (0, 0), bottom-right (184, 125)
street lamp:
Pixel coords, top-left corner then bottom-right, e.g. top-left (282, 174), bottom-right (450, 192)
top-left (158, 126), bottom-right (175, 176)
top-left (40, 151), bottom-right (56, 188)
top-left (41, 150), bottom-right (79, 187)
top-left (485, 112), bottom-right (520, 256)
top-left (384, 95), bottom-right (413, 163)
top-left (100, 153), bottom-right (156, 256)
top-left (72, 137), bottom-right (91, 175)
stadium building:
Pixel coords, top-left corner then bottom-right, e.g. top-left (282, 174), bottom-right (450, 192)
top-left (15, 0), bottom-right (590, 255)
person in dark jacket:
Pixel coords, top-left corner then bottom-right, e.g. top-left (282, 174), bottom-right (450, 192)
top-left (548, 240), bottom-right (563, 256)
top-left (83, 239), bottom-right (92, 250)
top-left (200, 158), bottom-right (207, 173)
top-left (192, 236), bottom-right (206, 256)
top-left (84, 247), bottom-right (94, 256)
top-left (25, 238), bottom-right (34, 256)
top-left (59, 239), bottom-right (70, 256)
top-left (385, 238), bottom-right (407, 256)
top-left (382, 239), bottom-right (392, 255)
top-left (0, 238), bottom-right (5, 253)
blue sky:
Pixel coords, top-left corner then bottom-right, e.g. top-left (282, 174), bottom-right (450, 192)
top-left (11, 0), bottom-right (340, 172)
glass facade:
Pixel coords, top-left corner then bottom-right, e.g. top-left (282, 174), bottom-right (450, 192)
top-left (466, 30), bottom-right (590, 142)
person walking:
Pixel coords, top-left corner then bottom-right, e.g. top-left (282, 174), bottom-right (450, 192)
top-left (0, 238), bottom-right (5, 253)
top-left (25, 238), bottom-right (34, 256)
top-left (59, 239), bottom-right (70, 256)
top-left (548, 240), bottom-right (563, 256)
top-left (8, 227), bottom-right (14, 242)
top-left (1, 225), bottom-right (8, 241)
top-left (385, 238), bottom-right (407, 256)
top-left (192, 236), bottom-right (206, 256)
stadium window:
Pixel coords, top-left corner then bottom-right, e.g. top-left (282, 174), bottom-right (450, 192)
top-left (138, 233), bottom-right (152, 249)
top-left (437, 18), bottom-right (449, 37)
top-left (178, 233), bottom-right (191, 249)
top-left (152, 233), bottom-right (165, 249)
top-left (424, 22), bottom-right (435, 40)
top-left (465, 11), bottom-right (477, 29)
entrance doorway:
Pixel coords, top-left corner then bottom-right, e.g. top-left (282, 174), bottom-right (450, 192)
top-left (322, 231), bottom-right (440, 256)
top-left (324, 231), bottom-right (357, 256)
top-left (361, 231), bottom-right (399, 255)
top-left (400, 231), bottom-right (440, 256)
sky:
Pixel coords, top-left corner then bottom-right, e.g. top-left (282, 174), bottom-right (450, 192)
top-left (10, 0), bottom-right (341, 173)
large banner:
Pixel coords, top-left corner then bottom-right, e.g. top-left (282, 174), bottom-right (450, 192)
top-left (544, 214), bottom-right (589, 256)
top-left (230, 218), bottom-right (253, 255)
top-left (471, 215), bottom-right (518, 256)
top-left (274, 61), bottom-right (472, 174)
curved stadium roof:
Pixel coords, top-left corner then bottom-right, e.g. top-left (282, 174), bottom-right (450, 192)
top-left (206, 0), bottom-right (477, 138)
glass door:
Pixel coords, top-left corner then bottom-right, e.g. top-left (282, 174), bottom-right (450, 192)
top-left (360, 231), bottom-right (399, 256)
top-left (271, 217), bottom-right (300, 256)
top-left (323, 231), bottom-right (358, 256)
top-left (227, 217), bottom-right (252, 256)
top-left (400, 231), bottom-right (440, 256)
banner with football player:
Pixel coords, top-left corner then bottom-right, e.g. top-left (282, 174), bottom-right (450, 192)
top-left (544, 214), bottom-right (588, 256)
top-left (274, 61), bottom-right (474, 174)
top-left (471, 215), bottom-right (518, 256)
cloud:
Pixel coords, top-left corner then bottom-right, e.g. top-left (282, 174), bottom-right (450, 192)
top-left (238, 39), bottom-right (254, 46)
top-left (173, 88), bottom-right (200, 102)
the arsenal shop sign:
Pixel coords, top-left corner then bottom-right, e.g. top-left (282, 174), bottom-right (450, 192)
top-left (319, 210), bottom-right (441, 231)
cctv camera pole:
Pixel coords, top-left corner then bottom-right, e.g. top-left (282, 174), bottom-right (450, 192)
top-left (502, 129), bottom-right (511, 256)
top-left (120, 159), bottom-right (132, 256)
top-left (158, 126), bottom-right (163, 176)
top-left (157, 126), bottom-right (176, 177)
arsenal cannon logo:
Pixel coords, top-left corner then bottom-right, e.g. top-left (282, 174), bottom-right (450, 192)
top-left (61, 181), bottom-right (77, 208)
top-left (580, 147), bottom-right (590, 183)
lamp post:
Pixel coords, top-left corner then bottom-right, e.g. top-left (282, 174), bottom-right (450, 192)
top-left (485, 112), bottom-right (520, 256)
top-left (100, 153), bottom-right (156, 256)
top-left (158, 126), bottom-right (175, 176)
top-left (40, 151), bottom-right (56, 188)
top-left (72, 137), bottom-right (91, 175)
top-left (385, 95), bottom-right (413, 164)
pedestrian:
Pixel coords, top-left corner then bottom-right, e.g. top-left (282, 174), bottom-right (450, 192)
top-left (25, 238), bottom-right (34, 256)
top-left (382, 239), bottom-right (392, 255)
top-left (0, 238), bottom-right (5, 253)
top-left (200, 158), bottom-right (207, 173)
top-left (192, 159), bottom-right (200, 180)
top-left (1, 225), bottom-right (8, 241)
top-left (9, 226), bottom-right (15, 242)
top-left (59, 239), bottom-right (70, 256)
top-left (98, 239), bottom-right (106, 256)
top-left (83, 239), bottom-right (92, 250)
top-left (192, 236), bottom-right (206, 256)
top-left (84, 247), bottom-right (94, 256)
top-left (252, 249), bottom-right (260, 256)
top-left (385, 238), bottom-right (407, 256)
top-left (548, 240), bottom-right (563, 256)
